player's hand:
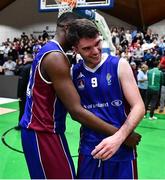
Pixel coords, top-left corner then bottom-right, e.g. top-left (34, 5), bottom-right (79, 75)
top-left (124, 132), bottom-right (142, 148)
top-left (91, 134), bottom-right (123, 161)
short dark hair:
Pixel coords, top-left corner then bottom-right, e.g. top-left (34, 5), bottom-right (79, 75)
top-left (66, 18), bottom-right (100, 47)
top-left (57, 12), bottom-right (81, 27)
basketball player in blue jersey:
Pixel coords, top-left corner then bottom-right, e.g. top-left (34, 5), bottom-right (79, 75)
top-left (69, 19), bottom-right (145, 179)
top-left (19, 12), bottom-right (142, 179)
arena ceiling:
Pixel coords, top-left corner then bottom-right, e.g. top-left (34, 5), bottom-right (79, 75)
top-left (0, 0), bottom-right (165, 30)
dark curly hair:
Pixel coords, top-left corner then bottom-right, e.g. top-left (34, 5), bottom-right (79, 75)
top-left (57, 12), bottom-right (81, 27)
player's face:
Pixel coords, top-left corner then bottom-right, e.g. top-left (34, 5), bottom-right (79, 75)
top-left (74, 35), bottom-right (102, 68)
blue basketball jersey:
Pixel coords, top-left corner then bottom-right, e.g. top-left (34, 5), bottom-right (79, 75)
top-left (72, 55), bottom-right (136, 161)
top-left (20, 40), bottom-right (67, 134)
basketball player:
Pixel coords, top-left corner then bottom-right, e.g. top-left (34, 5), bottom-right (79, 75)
top-left (70, 19), bottom-right (145, 179)
top-left (19, 12), bottom-right (141, 179)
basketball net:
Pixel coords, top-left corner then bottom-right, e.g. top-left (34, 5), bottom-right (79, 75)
top-left (55, 0), bottom-right (77, 17)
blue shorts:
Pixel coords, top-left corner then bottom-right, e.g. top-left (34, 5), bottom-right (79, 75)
top-left (77, 154), bottom-right (138, 179)
top-left (21, 128), bottom-right (75, 179)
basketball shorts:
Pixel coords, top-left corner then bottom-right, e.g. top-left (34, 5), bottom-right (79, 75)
top-left (77, 154), bottom-right (138, 179)
top-left (21, 128), bottom-right (75, 179)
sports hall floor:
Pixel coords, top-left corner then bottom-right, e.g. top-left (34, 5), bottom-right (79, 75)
top-left (0, 98), bottom-right (165, 179)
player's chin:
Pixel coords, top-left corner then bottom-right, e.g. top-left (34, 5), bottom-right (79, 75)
top-left (92, 58), bottom-right (101, 65)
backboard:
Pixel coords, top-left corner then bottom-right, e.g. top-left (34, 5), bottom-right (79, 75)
top-left (39, 0), bottom-right (114, 12)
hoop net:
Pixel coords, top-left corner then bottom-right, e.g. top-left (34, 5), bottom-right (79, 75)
top-left (55, 0), bottom-right (77, 17)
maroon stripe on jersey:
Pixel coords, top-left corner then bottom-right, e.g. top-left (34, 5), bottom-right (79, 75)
top-left (132, 159), bottom-right (138, 179)
top-left (36, 132), bottom-right (74, 179)
top-left (29, 69), bottom-right (56, 132)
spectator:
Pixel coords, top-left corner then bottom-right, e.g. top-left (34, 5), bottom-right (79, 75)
top-left (121, 48), bottom-right (132, 62)
top-left (137, 64), bottom-right (148, 104)
top-left (158, 52), bottom-right (165, 69)
top-left (145, 61), bottom-right (163, 120)
top-left (132, 44), bottom-right (144, 67)
top-left (0, 42), bottom-right (5, 65)
top-left (159, 69), bottom-right (165, 113)
top-left (32, 40), bottom-right (42, 58)
top-left (15, 56), bottom-right (24, 75)
top-left (130, 61), bottom-right (138, 82)
top-left (2, 57), bottom-right (16, 75)
top-left (21, 32), bottom-right (28, 41)
top-left (15, 53), bottom-right (33, 130)
top-left (125, 30), bottom-right (132, 44)
top-left (42, 30), bottom-right (49, 41)
top-left (144, 49), bottom-right (154, 68)
top-left (158, 38), bottom-right (165, 55)
top-left (3, 43), bottom-right (10, 61)
top-left (8, 45), bottom-right (18, 61)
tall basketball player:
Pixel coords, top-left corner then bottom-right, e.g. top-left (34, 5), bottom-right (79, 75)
top-left (70, 18), bottom-right (145, 179)
top-left (20, 12), bottom-right (142, 179)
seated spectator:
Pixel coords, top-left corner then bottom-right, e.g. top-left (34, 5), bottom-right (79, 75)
top-left (132, 43), bottom-right (144, 68)
top-left (143, 49), bottom-right (155, 68)
top-left (0, 42), bottom-right (5, 65)
top-left (21, 32), bottom-right (28, 40)
top-left (158, 38), bottom-right (165, 55)
top-left (2, 57), bottom-right (16, 75)
top-left (121, 47), bottom-right (132, 62)
top-left (125, 29), bottom-right (132, 44)
top-left (152, 49), bottom-right (161, 61)
top-left (8, 45), bottom-right (18, 61)
top-left (3, 43), bottom-right (10, 62)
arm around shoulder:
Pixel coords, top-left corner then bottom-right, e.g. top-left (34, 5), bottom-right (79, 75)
top-left (41, 51), bottom-right (118, 135)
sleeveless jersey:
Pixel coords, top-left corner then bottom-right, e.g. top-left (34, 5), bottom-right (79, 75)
top-left (20, 40), bottom-right (67, 134)
top-left (72, 55), bottom-right (136, 161)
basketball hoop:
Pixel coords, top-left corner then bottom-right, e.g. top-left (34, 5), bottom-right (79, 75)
top-left (55, 0), bottom-right (77, 17)
top-left (39, 0), bottom-right (113, 12)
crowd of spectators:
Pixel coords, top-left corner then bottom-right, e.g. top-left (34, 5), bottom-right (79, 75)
top-left (111, 27), bottom-right (165, 68)
top-left (0, 31), bottom-right (50, 75)
top-left (111, 26), bottom-right (165, 116)
top-left (0, 27), bottom-right (165, 74)
top-left (0, 26), bottom-right (165, 114)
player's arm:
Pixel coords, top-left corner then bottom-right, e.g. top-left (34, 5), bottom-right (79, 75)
top-left (42, 52), bottom-right (141, 147)
top-left (41, 51), bottom-right (118, 135)
top-left (91, 59), bottom-right (145, 160)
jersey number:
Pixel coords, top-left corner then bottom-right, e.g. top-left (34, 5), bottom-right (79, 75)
top-left (91, 77), bottom-right (98, 87)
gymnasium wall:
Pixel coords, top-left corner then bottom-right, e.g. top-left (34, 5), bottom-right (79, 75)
top-left (0, 0), bottom-right (58, 43)
top-left (0, 0), bottom-right (136, 43)
top-left (0, 75), bottom-right (18, 98)
top-left (149, 19), bottom-right (165, 37)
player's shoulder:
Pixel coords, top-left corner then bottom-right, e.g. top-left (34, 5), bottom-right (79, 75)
top-left (72, 60), bottom-right (84, 71)
top-left (106, 55), bottom-right (120, 67)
